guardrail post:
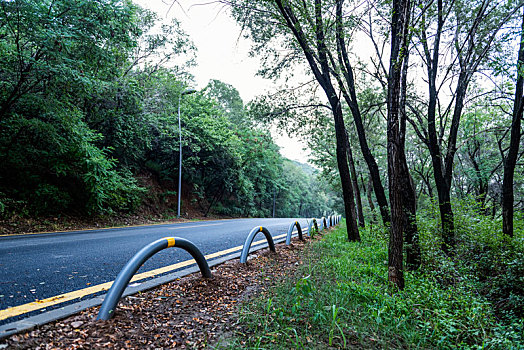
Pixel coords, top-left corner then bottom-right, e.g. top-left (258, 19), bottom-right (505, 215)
top-left (322, 217), bottom-right (327, 230)
top-left (285, 221), bottom-right (303, 245)
top-left (240, 226), bottom-right (276, 263)
top-left (97, 237), bottom-right (210, 320)
top-left (307, 218), bottom-right (318, 236)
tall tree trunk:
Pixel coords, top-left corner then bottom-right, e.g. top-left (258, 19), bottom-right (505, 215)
top-left (365, 175), bottom-right (376, 213)
top-left (346, 132), bottom-right (365, 227)
top-left (274, 0), bottom-right (360, 241)
top-left (387, 0), bottom-right (411, 290)
top-left (400, 154), bottom-right (421, 270)
top-left (343, 89), bottom-right (391, 226)
top-left (399, 52), bottom-right (421, 271)
top-left (333, 101), bottom-right (361, 241)
top-left (422, 0), bottom-right (455, 255)
top-left (438, 72), bottom-right (469, 253)
top-left (503, 9), bottom-right (524, 237)
top-left (335, 0), bottom-right (390, 227)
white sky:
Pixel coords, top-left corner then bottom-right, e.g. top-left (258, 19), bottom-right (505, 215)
top-left (133, 0), bottom-right (311, 163)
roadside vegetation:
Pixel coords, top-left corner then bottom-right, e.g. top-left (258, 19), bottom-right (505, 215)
top-left (0, 0), bottom-right (335, 228)
top-left (225, 211), bottom-right (523, 349)
top-left (229, 0), bottom-right (524, 290)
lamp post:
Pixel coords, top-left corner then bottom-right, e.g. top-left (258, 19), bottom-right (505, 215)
top-left (177, 88), bottom-right (197, 218)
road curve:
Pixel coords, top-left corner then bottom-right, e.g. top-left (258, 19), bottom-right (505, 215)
top-left (0, 218), bottom-right (312, 323)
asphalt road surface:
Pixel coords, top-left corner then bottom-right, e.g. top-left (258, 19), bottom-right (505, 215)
top-left (0, 218), bottom-right (312, 322)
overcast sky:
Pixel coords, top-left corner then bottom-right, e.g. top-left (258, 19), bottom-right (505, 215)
top-left (134, 0), bottom-right (311, 163)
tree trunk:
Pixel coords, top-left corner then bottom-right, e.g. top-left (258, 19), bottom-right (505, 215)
top-left (400, 154), bottom-right (421, 270)
top-left (273, 0), bottom-right (360, 240)
top-left (418, 0), bottom-right (457, 255)
top-left (346, 132), bottom-right (365, 227)
top-left (365, 175), bottom-right (376, 213)
top-left (333, 102), bottom-right (361, 241)
top-left (437, 72), bottom-right (469, 254)
top-left (399, 51), bottom-right (421, 271)
top-left (335, 0), bottom-right (390, 227)
top-left (503, 8), bottom-right (524, 237)
top-left (387, 0), bottom-right (411, 290)
top-left (344, 94), bottom-right (391, 226)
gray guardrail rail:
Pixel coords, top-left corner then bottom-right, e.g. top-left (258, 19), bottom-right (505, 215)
top-left (285, 220), bottom-right (303, 245)
top-left (97, 237), bottom-right (210, 320)
top-left (96, 216), bottom-right (342, 320)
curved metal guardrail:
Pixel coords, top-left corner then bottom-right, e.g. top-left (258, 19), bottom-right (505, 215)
top-left (96, 216), bottom-right (342, 319)
top-left (285, 221), bottom-right (303, 245)
top-left (322, 216), bottom-right (328, 230)
top-left (307, 218), bottom-right (319, 236)
top-left (239, 226), bottom-right (276, 263)
top-left (97, 237), bottom-right (211, 320)
top-left (240, 216), bottom-right (342, 262)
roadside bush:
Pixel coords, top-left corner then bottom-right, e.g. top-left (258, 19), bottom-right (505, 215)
top-left (418, 198), bottom-right (524, 320)
top-left (0, 114), bottom-right (144, 216)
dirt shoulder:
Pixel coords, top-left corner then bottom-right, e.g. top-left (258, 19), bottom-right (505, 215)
top-left (2, 235), bottom-right (318, 349)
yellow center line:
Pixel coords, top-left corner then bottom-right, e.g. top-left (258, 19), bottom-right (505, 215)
top-left (0, 230), bottom-right (303, 321)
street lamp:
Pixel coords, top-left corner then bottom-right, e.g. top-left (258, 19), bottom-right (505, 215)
top-left (177, 88), bottom-right (197, 218)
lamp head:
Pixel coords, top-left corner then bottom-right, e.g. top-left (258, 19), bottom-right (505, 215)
top-left (182, 88), bottom-right (197, 95)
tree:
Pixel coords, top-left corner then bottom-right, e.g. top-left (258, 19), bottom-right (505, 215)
top-left (333, 0), bottom-right (391, 227)
top-left (204, 79), bottom-right (245, 124)
top-left (410, 0), bottom-right (523, 253)
top-left (346, 132), bottom-right (366, 227)
top-left (0, 0), bottom-right (152, 214)
top-left (228, 0), bottom-right (361, 240)
top-left (503, 8), bottom-right (524, 237)
top-left (386, 0), bottom-right (413, 289)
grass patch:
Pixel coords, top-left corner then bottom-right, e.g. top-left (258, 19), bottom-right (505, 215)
top-left (220, 221), bottom-right (523, 349)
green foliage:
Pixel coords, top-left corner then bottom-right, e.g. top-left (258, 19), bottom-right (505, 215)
top-left (418, 197), bottom-right (524, 321)
top-left (0, 0), bottom-right (171, 216)
top-left (0, 0), bottom-right (332, 220)
top-left (225, 220), bottom-right (523, 349)
top-left (0, 110), bottom-right (143, 215)
top-left (204, 79), bottom-right (245, 125)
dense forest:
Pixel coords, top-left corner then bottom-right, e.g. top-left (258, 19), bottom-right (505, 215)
top-left (0, 0), bottom-right (337, 224)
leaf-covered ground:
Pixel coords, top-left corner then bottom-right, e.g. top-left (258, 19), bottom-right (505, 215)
top-left (2, 236), bottom-right (316, 349)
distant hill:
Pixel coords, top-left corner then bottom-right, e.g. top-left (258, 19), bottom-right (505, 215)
top-left (289, 159), bottom-right (317, 176)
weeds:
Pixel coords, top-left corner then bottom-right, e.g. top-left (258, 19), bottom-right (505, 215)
top-left (222, 213), bottom-right (523, 349)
